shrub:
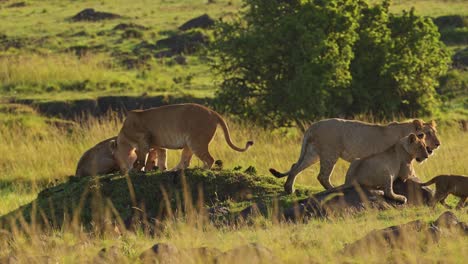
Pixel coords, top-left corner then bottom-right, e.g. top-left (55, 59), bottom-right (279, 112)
top-left (212, 0), bottom-right (450, 127)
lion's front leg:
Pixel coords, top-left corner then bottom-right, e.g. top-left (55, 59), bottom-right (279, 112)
top-left (383, 175), bottom-right (407, 204)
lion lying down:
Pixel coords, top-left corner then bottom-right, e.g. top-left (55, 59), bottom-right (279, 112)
top-left (74, 137), bottom-right (166, 177)
top-left (112, 103), bottom-right (254, 174)
top-left (341, 133), bottom-right (430, 203)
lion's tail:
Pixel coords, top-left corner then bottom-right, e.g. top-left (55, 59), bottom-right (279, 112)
top-left (421, 176), bottom-right (441, 186)
top-left (214, 112), bottom-right (253, 152)
top-left (269, 129), bottom-right (312, 178)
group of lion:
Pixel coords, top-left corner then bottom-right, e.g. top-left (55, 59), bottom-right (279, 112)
top-left (75, 103), bottom-right (467, 209)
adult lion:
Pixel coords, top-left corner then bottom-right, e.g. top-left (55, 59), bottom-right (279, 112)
top-left (75, 137), bottom-right (165, 177)
top-left (343, 133), bottom-right (430, 203)
top-left (112, 103), bottom-right (253, 174)
top-left (270, 118), bottom-right (440, 193)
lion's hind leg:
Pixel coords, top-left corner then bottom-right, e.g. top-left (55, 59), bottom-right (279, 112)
top-left (284, 144), bottom-right (320, 194)
top-left (170, 147), bottom-right (193, 171)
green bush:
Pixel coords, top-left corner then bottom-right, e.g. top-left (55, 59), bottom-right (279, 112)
top-left (212, 0), bottom-right (450, 127)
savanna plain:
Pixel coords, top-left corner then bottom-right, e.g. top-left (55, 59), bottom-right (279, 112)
top-left (0, 0), bottom-right (467, 263)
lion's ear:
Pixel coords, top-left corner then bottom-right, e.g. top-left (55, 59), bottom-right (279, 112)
top-left (408, 133), bottom-right (418, 144)
top-left (413, 119), bottom-right (424, 131)
top-left (408, 133), bottom-right (417, 144)
top-left (430, 120), bottom-right (437, 128)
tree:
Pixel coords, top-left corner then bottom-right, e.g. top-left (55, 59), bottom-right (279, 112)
top-left (212, 0), bottom-right (450, 127)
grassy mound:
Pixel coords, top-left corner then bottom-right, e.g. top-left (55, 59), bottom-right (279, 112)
top-left (0, 168), bottom-right (312, 230)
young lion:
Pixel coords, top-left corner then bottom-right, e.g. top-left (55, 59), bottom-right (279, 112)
top-left (270, 118), bottom-right (440, 193)
top-left (342, 133), bottom-right (430, 203)
top-left (112, 103), bottom-right (253, 174)
top-left (75, 137), bottom-right (165, 177)
top-left (421, 175), bottom-right (468, 209)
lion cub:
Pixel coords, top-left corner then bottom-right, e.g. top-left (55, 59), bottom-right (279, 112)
top-left (421, 175), bottom-right (467, 209)
top-left (344, 134), bottom-right (429, 203)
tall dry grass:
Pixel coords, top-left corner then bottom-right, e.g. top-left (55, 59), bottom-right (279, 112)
top-left (0, 114), bottom-right (467, 213)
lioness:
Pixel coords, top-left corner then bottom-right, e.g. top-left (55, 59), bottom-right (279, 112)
top-left (343, 133), bottom-right (430, 203)
top-left (112, 103), bottom-right (253, 174)
top-left (421, 175), bottom-right (468, 209)
top-left (270, 118), bottom-right (440, 193)
top-left (75, 137), bottom-right (165, 177)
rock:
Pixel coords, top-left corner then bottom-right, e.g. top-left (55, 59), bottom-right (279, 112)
top-left (393, 177), bottom-right (433, 206)
top-left (280, 177), bottom-right (434, 221)
top-left (343, 220), bottom-right (440, 255)
top-left (70, 8), bottom-right (121, 22)
top-left (432, 211), bottom-right (468, 236)
top-left (433, 211), bottom-right (460, 229)
top-left (156, 32), bottom-right (208, 54)
top-left (139, 243), bottom-right (179, 262)
top-left (94, 246), bottom-right (120, 263)
top-left (215, 243), bottom-right (278, 264)
top-left (179, 14), bottom-right (215, 31)
top-left (173, 55), bottom-right (187, 65)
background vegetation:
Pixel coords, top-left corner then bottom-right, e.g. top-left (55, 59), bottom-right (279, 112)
top-left (0, 0), bottom-right (467, 263)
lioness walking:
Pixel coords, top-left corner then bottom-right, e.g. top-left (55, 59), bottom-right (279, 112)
top-left (112, 103), bottom-right (253, 174)
top-left (270, 118), bottom-right (440, 193)
top-left (421, 175), bottom-right (467, 209)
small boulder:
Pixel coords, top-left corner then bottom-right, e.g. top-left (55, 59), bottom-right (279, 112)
top-left (433, 15), bottom-right (467, 29)
top-left (179, 14), bottom-right (215, 31)
top-left (139, 243), bottom-right (179, 262)
top-left (343, 220), bottom-right (440, 255)
top-left (156, 32), bottom-right (208, 54)
top-left (70, 8), bottom-right (121, 22)
top-left (393, 177), bottom-right (433, 206)
top-left (215, 243), bottom-right (278, 264)
top-left (173, 55), bottom-right (187, 65)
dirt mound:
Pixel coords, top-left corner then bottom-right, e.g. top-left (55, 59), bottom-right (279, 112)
top-left (70, 8), bottom-right (121, 22)
top-left (179, 14), bottom-right (215, 31)
top-left (0, 168), bottom-right (302, 230)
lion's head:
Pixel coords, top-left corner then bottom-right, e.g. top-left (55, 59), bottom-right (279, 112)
top-left (413, 120), bottom-right (440, 154)
top-left (403, 133), bottom-right (430, 163)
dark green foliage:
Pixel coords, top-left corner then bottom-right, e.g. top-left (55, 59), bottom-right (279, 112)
top-left (0, 169), bottom-right (312, 229)
top-left (351, 5), bottom-right (450, 116)
top-left (212, 0), bottom-right (450, 126)
top-left (438, 70), bottom-right (468, 100)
